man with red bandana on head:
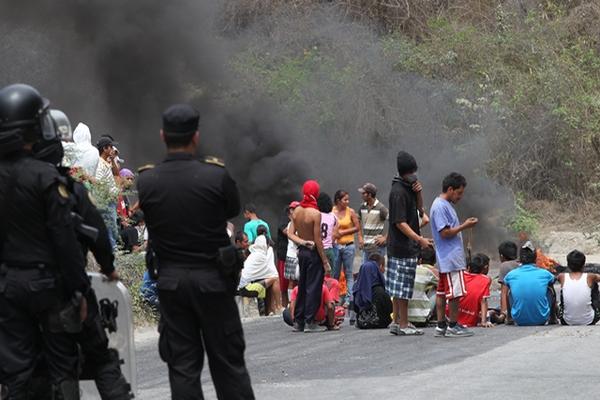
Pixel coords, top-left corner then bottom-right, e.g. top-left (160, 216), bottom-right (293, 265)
top-left (287, 180), bottom-right (332, 332)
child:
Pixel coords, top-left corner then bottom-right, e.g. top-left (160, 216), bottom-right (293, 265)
top-left (558, 250), bottom-right (600, 326)
top-left (408, 248), bottom-right (439, 327)
top-left (456, 253), bottom-right (493, 328)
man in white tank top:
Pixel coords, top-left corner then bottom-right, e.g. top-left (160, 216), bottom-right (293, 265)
top-left (558, 250), bottom-right (600, 326)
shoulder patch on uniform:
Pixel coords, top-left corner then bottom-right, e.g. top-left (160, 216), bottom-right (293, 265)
top-left (203, 156), bottom-right (225, 168)
top-left (58, 183), bottom-right (70, 199)
top-left (137, 164), bottom-right (155, 174)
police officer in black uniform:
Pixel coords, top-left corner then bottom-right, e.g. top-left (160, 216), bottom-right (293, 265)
top-left (31, 112), bottom-right (134, 400)
top-left (137, 104), bottom-right (254, 399)
top-left (0, 84), bottom-right (89, 399)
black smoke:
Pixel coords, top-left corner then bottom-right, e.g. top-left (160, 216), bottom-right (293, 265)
top-left (0, 1), bottom-right (515, 248)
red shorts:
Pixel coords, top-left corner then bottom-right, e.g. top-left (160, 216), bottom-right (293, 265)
top-left (437, 270), bottom-right (467, 300)
top-left (277, 259), bottom-right (289, 295)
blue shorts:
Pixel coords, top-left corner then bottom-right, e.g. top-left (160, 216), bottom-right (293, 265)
top-left (386, 257), bottom-right (418, 300)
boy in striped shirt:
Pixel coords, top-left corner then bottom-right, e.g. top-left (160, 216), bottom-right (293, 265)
top-left (409, 248), bottom-right (439, 326)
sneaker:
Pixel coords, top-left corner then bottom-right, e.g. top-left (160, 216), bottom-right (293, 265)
top-left (389, 323), bottom-right (400, 336)
top-left (397, 326), bottom-right (424, 336)
top-left (292, 322), bottom-right (304, 332)
top-left (434, 326), bottom-right (447, 337)
top-left (304, 323), bottom-right (327, 333)
top-left (445, 324), bottom-right (474, 338)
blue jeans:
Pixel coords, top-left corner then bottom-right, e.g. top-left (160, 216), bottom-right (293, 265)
top-left (361, 246), bottom-right (387, 265)
top-left (100, 202), bottom-right (118, 251)
top-left (333, 243), bottom-right (355, 302)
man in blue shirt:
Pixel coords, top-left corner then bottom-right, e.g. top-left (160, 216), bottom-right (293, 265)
top-left (243, 203), bottom-right (271, 243)
top-left (505, 242), bottom-right (557, 326)
top-left (430, 172), bottom-right (478, 337)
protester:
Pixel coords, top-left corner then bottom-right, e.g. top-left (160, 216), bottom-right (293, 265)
top-left (243, 203), bottom-right (271, 243)
top-left (318, 193), bottom-right (338, 269)
top-left (117, 168), bottom-right (135, 219)
top-left (276, 203), bottom-right (298, 307)
top-left (238, 234), bottom-right (282, 315)
top-left (497, 241), bottom-right (519, 324)
top-left (353, 253), bottom-right (393, 329)
top-left (333, 189), bottom-right (362, 314)
top-left (558, 250), bottom-right (600, 326)
top-left (430, 172), bottom-right (478, 337)
top-left (284, 205), bottom-right (304, 298)
top-left (504, 242), bottom-right (557, 326)
top-left (408, 247), bottom-right (439, 327)
top-left (235, 231), bottom-right (250, 259)
top-left (288, 180), bottom-right (331, 332)
top-left (95, 136), bottom-right (121, 250)
top-left (133, 210), bottom-right (148, 251)
top-left (72, 122), bottom-right (99, 176)
top-left (457, 253), bottom-right (494, 328)
top-left (387, 151), bottom-right (432, 336)
top-left (283, 280), bottom-right (340, 331)
top-left (140, 271), bottom-right (159, 310)
top-left (119, 217), bottom-right (140, 253)
top-left (358, 182), bottom-right (389, 263)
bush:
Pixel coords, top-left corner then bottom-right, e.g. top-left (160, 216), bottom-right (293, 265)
top-left (115, 252), bottom-right (158, 326)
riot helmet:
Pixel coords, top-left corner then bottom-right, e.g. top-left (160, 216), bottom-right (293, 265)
top-left (50, 109), bottom-right (72, 142)
top-left (32, 109), bottom-right (73, 165)
top-left (0, 83), bottom-right (57, 145)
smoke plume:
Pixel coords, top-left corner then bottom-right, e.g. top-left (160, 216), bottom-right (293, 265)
top-left (0, 1), bottom-right (514, 250)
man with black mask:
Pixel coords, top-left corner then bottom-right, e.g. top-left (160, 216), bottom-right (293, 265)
top-left (386, 151), bottom-right (433, 336)
top-left (0, 83), bottom-right (89, 399)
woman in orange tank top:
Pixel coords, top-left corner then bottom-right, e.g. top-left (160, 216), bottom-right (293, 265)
top-left (332, 190), bottom-right (362, 321)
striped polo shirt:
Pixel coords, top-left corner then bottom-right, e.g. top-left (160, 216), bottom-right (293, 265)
top-left (359, 199), bottom-right (388, 249)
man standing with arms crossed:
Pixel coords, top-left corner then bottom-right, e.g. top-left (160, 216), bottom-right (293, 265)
top-left (289, 180), bottom-right (332, 332)
top-left (430, 172), bottom-right (478, 338)
top-left (137, 104), bottom-right (254, 399)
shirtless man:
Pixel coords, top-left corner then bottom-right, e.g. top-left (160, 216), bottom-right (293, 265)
top-left (288, 180), bottom-right (332, 332)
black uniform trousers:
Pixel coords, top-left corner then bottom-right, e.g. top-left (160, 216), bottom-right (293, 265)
top-left (0, 267), bottom-right (79, 400)
top-left (294, 246), bottom-right (325, 325)
top-left (78, 289), bottom-right (131, 400)
top-left (157, 268), bottom-right (254, 400)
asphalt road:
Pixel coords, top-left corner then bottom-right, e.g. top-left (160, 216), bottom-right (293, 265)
top-left (135, 317), bottom-right (600, 400)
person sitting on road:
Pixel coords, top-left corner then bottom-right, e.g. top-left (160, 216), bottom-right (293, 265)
top-left (283, 279), bottom-right (340, 331)
top-left (238, 233), bottom-right (282, 315)
top-left (504, 242), bottom-right (557, 326)
top-left (558, 250), bottom-right (600, 326)
top-left (497, 240), bottom-right (519, 324)
top-left (456, 253), bottom-right (493, 328)
top-left (408, 247), bottom-right (439, 327)
top-left (353, 253), bottom-right (393, 329)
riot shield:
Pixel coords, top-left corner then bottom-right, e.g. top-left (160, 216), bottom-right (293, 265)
top-left (81, 273), bottom-right (137, 399)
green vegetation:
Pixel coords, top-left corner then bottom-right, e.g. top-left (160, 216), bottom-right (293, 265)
top-left (382, 3), bottom-right (600, 200)
top-left (509, 193), bottom-right (540, 235)
top-left (115, 252), bottom-right (158, 326)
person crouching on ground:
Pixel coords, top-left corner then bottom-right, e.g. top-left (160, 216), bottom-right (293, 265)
top-left (288, 180), bottom-right (332, 332)
top-left (238, 233), bottom-right (282, 315)
top-left (408, 247), bottom-right (439, 327)
top-left (504, 241), bottom-right (557, 326)
top-left (353, 253), bottom-right (393, 329)
top-left (558, 250), bottom-right (600, 326)
top-left (283, 279), bottom-right (340, 331)
top-left (457, 253), bottom-right (493, 328)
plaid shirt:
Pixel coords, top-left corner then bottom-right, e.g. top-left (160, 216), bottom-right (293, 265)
top-left (359, 199), bottom-right (388, 249)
